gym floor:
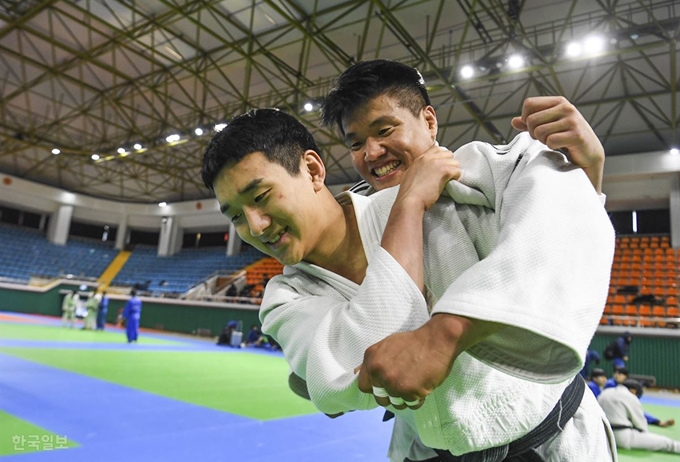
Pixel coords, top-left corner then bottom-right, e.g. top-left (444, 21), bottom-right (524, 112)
top-left (0, 312), bottom-right (678, 461)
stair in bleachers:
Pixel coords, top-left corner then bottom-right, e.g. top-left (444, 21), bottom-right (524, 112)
top-left (97, 250), bottom-right (132, 291)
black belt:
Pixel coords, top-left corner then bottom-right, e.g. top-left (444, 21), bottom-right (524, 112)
top-left (610, 425), bottom-right (641, 432)
top-left (424, 375), bottom-right (586, 462)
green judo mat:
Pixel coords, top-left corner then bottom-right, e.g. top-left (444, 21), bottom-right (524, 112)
top-left (0, 410), bottom-right (78, 456)
top-left (0, 323), bottom-right (181, 345)
top-left (0, 347), bottom-right (318, 420)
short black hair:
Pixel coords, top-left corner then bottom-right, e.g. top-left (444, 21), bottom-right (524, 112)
top-left (614, 367), bottom-right (629, 376)
top-left (622, 379), bottom-right (644, 398)
top-left (321, 59), bottom-right (431, 136)
top-left (201, 108), bottom-right (320, 190)
top-left (130, 289), bottom-right (137, 296)
top-left (591, 368), bottom-right (606, 378)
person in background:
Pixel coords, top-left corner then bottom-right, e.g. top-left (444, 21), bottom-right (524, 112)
top-left (245, 325), bottom-right (264, 347)
top-left (580, 349), bottom-right (601, 379)
top-left (61, 290), bottom-right (77, 328)
top-left (216, 320), bottom-right (240, 347)
top-left (605, 366), bottom-right (629, 389)
top-left (607, 331), bottom-right (632, 368)
top-left (603, 366), bottom-right (672, 427)
top-left (587, 368), bottom-right (608, 398)
top-left (96, 291), bottom-right (109, 330)
top-left (122, 289), bottom-right (142, 343)
top-left (82, 292), bottom-right (99, 330)
top-left (598, 379), bottom-right (680, 454)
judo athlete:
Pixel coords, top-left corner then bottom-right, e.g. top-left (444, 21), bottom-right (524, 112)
top-left (83, 292), bottom-right (99, 330)
top-left (201, 108), bottom-right (616, 461)
top-left (61, 291), bottom-right (77, 328)
top-left (587, 368), bottom-right (608, 398)
top-left (96, 291), bottom-right (109, 330)
top-left (320, 59), bottom-right (608, 462)
top-left (123, 289), bottom-right (142, 343)
top-left (598, 379), bottom-right (680, 454)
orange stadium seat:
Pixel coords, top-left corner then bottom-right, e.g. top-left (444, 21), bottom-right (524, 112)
top-left (624, 305), bottom-right (638, 316)
top-left (611, 304), bottom-right (625, 316)
top-left (638, 305), bottom-right (652, 317)
top-left (652, 306), bottom-right (667, 317)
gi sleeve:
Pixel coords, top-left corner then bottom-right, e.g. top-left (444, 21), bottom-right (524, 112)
top-left (260, 247), bottom-right (430, 415)
top-left (431, 138), bottom-right (615, 383)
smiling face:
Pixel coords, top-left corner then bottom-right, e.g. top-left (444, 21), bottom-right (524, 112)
top-left (212, 150), bottom-right (331, 267)
top-left (342, 95), bottom-right (438, 191)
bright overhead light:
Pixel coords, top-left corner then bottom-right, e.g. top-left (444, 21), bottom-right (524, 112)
top-left (117, 147), bottom-right (126, 154)
top-left (166, 134), bottom-right (180, 143)
top-left (671, 148), bottom-right (679, 155)
top-left (158, 202), bottom-right (167, 208)
top-left (507, 55), bottom-right (524, 69)
top-left (214, 123), bottom-right (227, 132)
top-left (460, 65), bottom-right (475, 79)
top-left (584, 35), bottom-right (605, 54)
top-left (91, 154), bottom-right (100, 160)
top-left (195, 128), bottom-right (204, 136)
top-left (133, 143), bottom-right (142, 150)
top-left (303, 102), bottom-right (314, 112)
top-left (51, 148), bottom-right (61, 155)
top-left (565, 42), bottom-right (582, 58)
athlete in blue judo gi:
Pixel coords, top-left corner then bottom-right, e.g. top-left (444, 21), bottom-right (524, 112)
top-left (123, 289), bottom-right (142, 343)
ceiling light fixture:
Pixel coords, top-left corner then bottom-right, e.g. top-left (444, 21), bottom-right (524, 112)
top-left (166, 134), bottom-right (180, 143)
top-left (460, 65), bottom-right (475, 79)
top-left (584, 35), bottom-right (605, 54)
top-left (117, 147), bottom-right (126, 154)
top-left (214, 123), bottom-right (227, 132)
top-left (91, 154), bottom-right (100, 160)
top-left (565, 42), bottom-right (582, 58)
top-left (507, 55), bottom-right (524, 69)
top-left (195, 128), bottom-right (204, 136)
top-left (51, 148), bottom-right (60, 155)
top-left (133, 143), bottom-right (142, 150)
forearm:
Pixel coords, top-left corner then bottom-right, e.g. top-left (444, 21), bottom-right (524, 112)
top-left (381, 198), bottom-right (425, 291)
top-left (424, 312), bottom-right (506, 362)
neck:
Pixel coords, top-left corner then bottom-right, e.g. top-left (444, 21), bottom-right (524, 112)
top-left (307, 200), bottom-right (367, 284)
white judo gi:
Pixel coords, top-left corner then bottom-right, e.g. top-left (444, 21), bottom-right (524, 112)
top-left (261, 133), bottom-right (616, 459)
top-left (599, 385), bottom-right (680, 453)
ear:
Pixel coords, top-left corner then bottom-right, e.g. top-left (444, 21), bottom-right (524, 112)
top-left (423, 105), bottom-right (438, 141)
top-left (302, 150), bottom-right (326, 191)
